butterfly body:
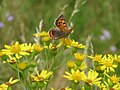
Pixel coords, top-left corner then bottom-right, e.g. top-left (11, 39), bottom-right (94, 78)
top-left (49, 15), bottom-right (73, 40)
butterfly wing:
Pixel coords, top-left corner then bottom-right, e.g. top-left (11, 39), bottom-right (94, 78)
top-left (55, 15), bottom-right (67, 32)
top-left (49, 28), bottom-right (66, 40)
top-left (49, 15), bottom-right (74, 40)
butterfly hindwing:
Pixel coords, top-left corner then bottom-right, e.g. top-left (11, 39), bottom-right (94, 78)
top-left (49, 28), bottom-right (66, 40)
top-left (55, 15), bottom-right (67, 32)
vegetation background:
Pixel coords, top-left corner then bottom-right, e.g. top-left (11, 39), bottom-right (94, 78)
top-left (0, 0), bottom-right (120, 89)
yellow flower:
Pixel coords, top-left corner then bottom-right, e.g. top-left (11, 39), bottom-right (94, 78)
top-left (31, 69), bottom-right (53, 83)
top-left (71, 40), bottom-right (85, 49)
top-left (6, 77), bottom-right (19, 85)
top-left (61, 39), bottom-right (85, 49)
top-left (39, 31), bottom-right (49, 37)
top-left (0, 84), bottom-right (8, 90)
top-left (49, 43), bottom-right (59, 50)
top-left (113, 54), bottom-right (120, 63)
top-left (61, 38), bottom-right (72, 48)
top-left (0, 51), bottom-right (3, 57)
top-left (18, 62), bottom-right (28, 70)
top-left (86, 69), bottom-right (102, 87)
top-left (42, 36), bottom-right (50, 42)
top-left (6, 55), bottom-right (18, 63)
top-left (21, 43), bottom-right (33, 52)
top-left (104, 73), bottom-right (120, 84)
top-left (102, 82), bottom-right (120, 90)
top-left (100, 80), bottom-right (120, 90)
top-left (111, 83), bottom-right (120, 90)
top-left (63, 69), bottom-right (86, 83)
top-left (74, 53), bottom-right (85, 61)
top-left (33, 31), bottom-right (49, 37)
top-left (0, 77), bottom-right (19, 90)
top-left (67, 60), bottom-right (77, 68)
top-left (34, 31), bottom-right (50, 42)
top-left (110, 75), bottom-right (120, 84)
top-left (100, 82), bottom-right (108, 90)
top-left (100, 55), bottom-right (117, 73)
top-left (44, 43), bottom-right (62, 50)
top-left (78, 62), bottom-right (87, 71)
top-left (88, 54), bottom-right (102, 62)
top-left (2, 41), bottom-right (30, 59)
top-left (32, 43), bottom-right (43, 52)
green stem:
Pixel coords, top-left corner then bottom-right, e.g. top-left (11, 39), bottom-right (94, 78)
top-left (71, 81), bottom-right (79, 90)
top-left (45, 48), bottom-right (49, 70)
top-left (50, 48), bottom-right (65, 71)
top-left (68, 0), bottom-right (86, 25)
top-left (53, 53), bottom-right (73, 71)
top-left (8, 62), bottom-right (25, 89)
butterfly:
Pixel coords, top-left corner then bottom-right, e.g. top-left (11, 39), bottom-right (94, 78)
top-left (49, 15), bottom-right (74, 40)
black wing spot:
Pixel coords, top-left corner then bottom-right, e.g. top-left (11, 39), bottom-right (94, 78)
top-left (61, 18), bottom-right (65, 21)
top-left (63, 22), bottom-right (66, 24)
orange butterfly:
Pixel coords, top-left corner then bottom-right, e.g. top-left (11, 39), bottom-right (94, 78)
top-left (49, 15), bottom-right (74, 40)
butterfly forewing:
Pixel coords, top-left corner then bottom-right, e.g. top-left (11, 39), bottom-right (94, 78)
top-left (55, 15), bottom-right (67, 32)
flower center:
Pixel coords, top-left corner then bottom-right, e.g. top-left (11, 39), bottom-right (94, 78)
top-left (72, 72), bottom-right (81, 81)
top-left (38, 76), bottom-right (44, 81)
top-left (109, 88), bottom-right (115, 90)
top-left (74, 53), bottom-right (85, 61)
top-left (0, 51), bottom-right (3, 57)
top-left (105, 62), bottom-right (112, 67)
top-left (11, 44), bottom-right (21, 53)
top-left (87, 79), bottom-right (92, 85)
top-left (5, 82), bottom-right (11, 86)
top-left (9, 59), bottom-right (16, 63)
top-left (34, 44), bottom-right (43, 52)
top-left (64, 38), bottom-right (72, 46)
top-left (110, 76), bottom-right (119, 83)
top-left (94, 55), bottom-right (102, 61)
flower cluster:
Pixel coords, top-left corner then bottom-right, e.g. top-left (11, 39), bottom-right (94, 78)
top-left (63, 53), bottom-right (120, 89)
top-left (0, 26), bottom-right (120, 90)
top-left (89, 54), bottom-right (118, 73)
top-left (1, 41), bottom-right (44, 64)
